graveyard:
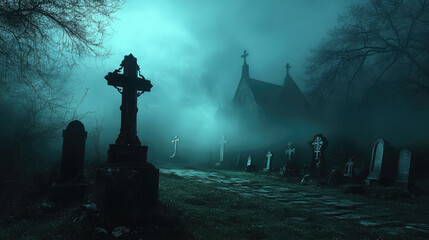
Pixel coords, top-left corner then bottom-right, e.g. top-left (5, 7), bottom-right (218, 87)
top-left (2, 0), bottom-right (429, 239)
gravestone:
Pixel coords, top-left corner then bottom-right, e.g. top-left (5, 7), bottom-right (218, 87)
top-left (365, 139), bottom-right (394, 186)
top-left (281, 142), bottom-right (298, 176)
top-left (263, 151), bottom-right (272, 172)
top-left (216, 135), bottom-right (228, 167)
top-left (286, 142), bottom-right (296, 162)
top-left (170, 134), bottom-right (180, 158)
top-left (96, 54), bottom-right (159, 222)
top-left (50, 120), bottom-right (87, 200)
top-left (328, 169), bottom-right (342, 185)
top-left (311, 134), bottom-right (327, 177)
top-left (246, 155), bottom-right (256, 172)
top-left (395, 149), bottom-right (413, 188)
top-left (344, 157), bottom-right (355, 178)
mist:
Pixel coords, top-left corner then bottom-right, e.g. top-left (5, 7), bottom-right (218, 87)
top-left (63, 0), bottom-right (363, 165)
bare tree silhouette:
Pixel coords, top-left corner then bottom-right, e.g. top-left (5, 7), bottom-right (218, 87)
top-left (0, 0), bottom-right (123, 180)
top-left (306, 0), bottom-right (429, 104)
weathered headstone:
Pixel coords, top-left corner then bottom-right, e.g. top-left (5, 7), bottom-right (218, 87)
top-left (311, 134), bottom-right (327, 177)
top-left (61, 120), bottom-right (87, 182)
top-left (365, 139), bottom-right (394, 186)
top-left (286, 142), bottom-right (296, 162)
top-left (170, 134), bottom-right (180, 158)
top-left (246, 155), bottom-right (256, 172)
top-left (50, 120), bottom-right (87, 200)
top-left (263, 151), bottom-right (272, 172)
top-left (216, 135), bottom-right (228, 167)
top-left (96, 54), bottom-right (159, 222)
top-left (344, 157), bottom-right (355, 178)
top-left (395, 149), bottom-right (413, 188)
top-left (328, 169), bottom-right (343, 185)
top-left (281, 142), bottom-right (298, 176)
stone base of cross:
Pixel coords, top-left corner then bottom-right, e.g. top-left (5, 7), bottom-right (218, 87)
top-left (95, 54), bottom-right (159, 222)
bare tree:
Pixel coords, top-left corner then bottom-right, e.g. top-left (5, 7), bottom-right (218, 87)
top-left (0, 0), bottom-right (123, 180)
top-left (306, 0), bottom-right (429, 104)
top-left (0, 0), bottom-right (123, 97)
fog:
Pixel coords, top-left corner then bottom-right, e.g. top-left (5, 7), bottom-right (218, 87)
top-left (65, 0), bottom-right (361, 163)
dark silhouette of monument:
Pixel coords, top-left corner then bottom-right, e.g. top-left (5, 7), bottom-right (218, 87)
top-left (96, 54), bottom-right (159, 221)
top-left (50, 120), bottom-right (87, 201)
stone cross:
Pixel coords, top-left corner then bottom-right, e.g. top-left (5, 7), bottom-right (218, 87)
top-left (285, 142), bottom-right (295, 162)
top-left (170, 134), bottom-right (180, 158)
top-left (246, 155), bottom-right (252, 167)
top-left (241, 50), bottom-right (249, 64)
top-left (219, 135), bottom-right (228, 163)
top-left (285, 63), bottom-right (291, 76)
top-left (264, 151), bottom-right (272, 171)
top-left (312, 136), bottom-right (324, 160)
top-left (105, 54), bottom-right (153, 146)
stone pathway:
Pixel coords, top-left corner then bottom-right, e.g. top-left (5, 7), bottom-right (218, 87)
top-left (161, 168), bottom-right (429, 236)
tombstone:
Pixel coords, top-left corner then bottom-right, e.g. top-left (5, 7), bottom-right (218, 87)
top-left (344, 157), bottom-right (356, 178)
top-left (281, 142), bottom-right (298, 176)
top-left (365, 139), bottom-right (394, 186)
top-left (216, 135), bottom-right (228, 167)
top-left (311, 134), bottom-right (327, 177)
top-left (285, 142), bottom-right (296, 162)
top-left (245, 155), bottom-right (256, 172)
top-left (263, 151), bottom-right (272, 172)
top-left (50, 120), bottom-right (87, 200)
top-left (170, 134), bottom-right (180, 158)
top-left (328, 169), bottom-right (343, 185)
top-left (395, 149), bottom-right (413, 188)
top-left (96, 54), bottom-right (159, 222)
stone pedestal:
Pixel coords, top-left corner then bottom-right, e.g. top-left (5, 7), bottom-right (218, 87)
top-left (96, 144), bottom-right (159, 222)
top-left (108, 144), bottom-right (148, 163)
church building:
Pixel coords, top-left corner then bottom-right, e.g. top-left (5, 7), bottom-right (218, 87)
top-left (231, 50), bottom-right (312, 126)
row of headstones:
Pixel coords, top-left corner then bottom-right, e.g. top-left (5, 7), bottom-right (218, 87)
top-left (242, 134), bottom-right (327, 177)
top-left (55, 122), bottom-right (414, 200)
top-left (239, 136), bottom-right (413, 189)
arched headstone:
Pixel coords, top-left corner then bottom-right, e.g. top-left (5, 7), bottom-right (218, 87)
top-left (365, 139), bottom-right (394, 185)
top-left (395, 149), bottom-right (413, 188)
top-left (50, 120), bottom-right (88, 201)
top-left (60, 120), bottom-right (87, 182)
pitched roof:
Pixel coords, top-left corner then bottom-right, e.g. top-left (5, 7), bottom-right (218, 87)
top-left (279, 75), bottom-right (310, 106)
top-left (246, 78), bottom-right (283, 107)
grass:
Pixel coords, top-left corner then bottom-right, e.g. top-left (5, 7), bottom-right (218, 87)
top-left (0, 168), bottom-right (428, 239)
top-left (159, 170), bottom-right (427, 240)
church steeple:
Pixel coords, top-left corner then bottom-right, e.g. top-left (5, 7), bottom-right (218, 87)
top-left (284, 63), bottom-right (292, 86)
top-left (241, 50), bottom-right (249, 80)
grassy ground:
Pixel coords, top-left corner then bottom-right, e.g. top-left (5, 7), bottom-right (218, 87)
top-left (0, 168), bottom-right (428, 239)
top-left (160, 169), bottom-right (428, 240)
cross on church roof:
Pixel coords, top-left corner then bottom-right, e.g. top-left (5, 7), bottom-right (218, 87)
top-left (285, 63), bottom-right (291, 77)
top-left (241, 50), bottom-right (249, 64)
